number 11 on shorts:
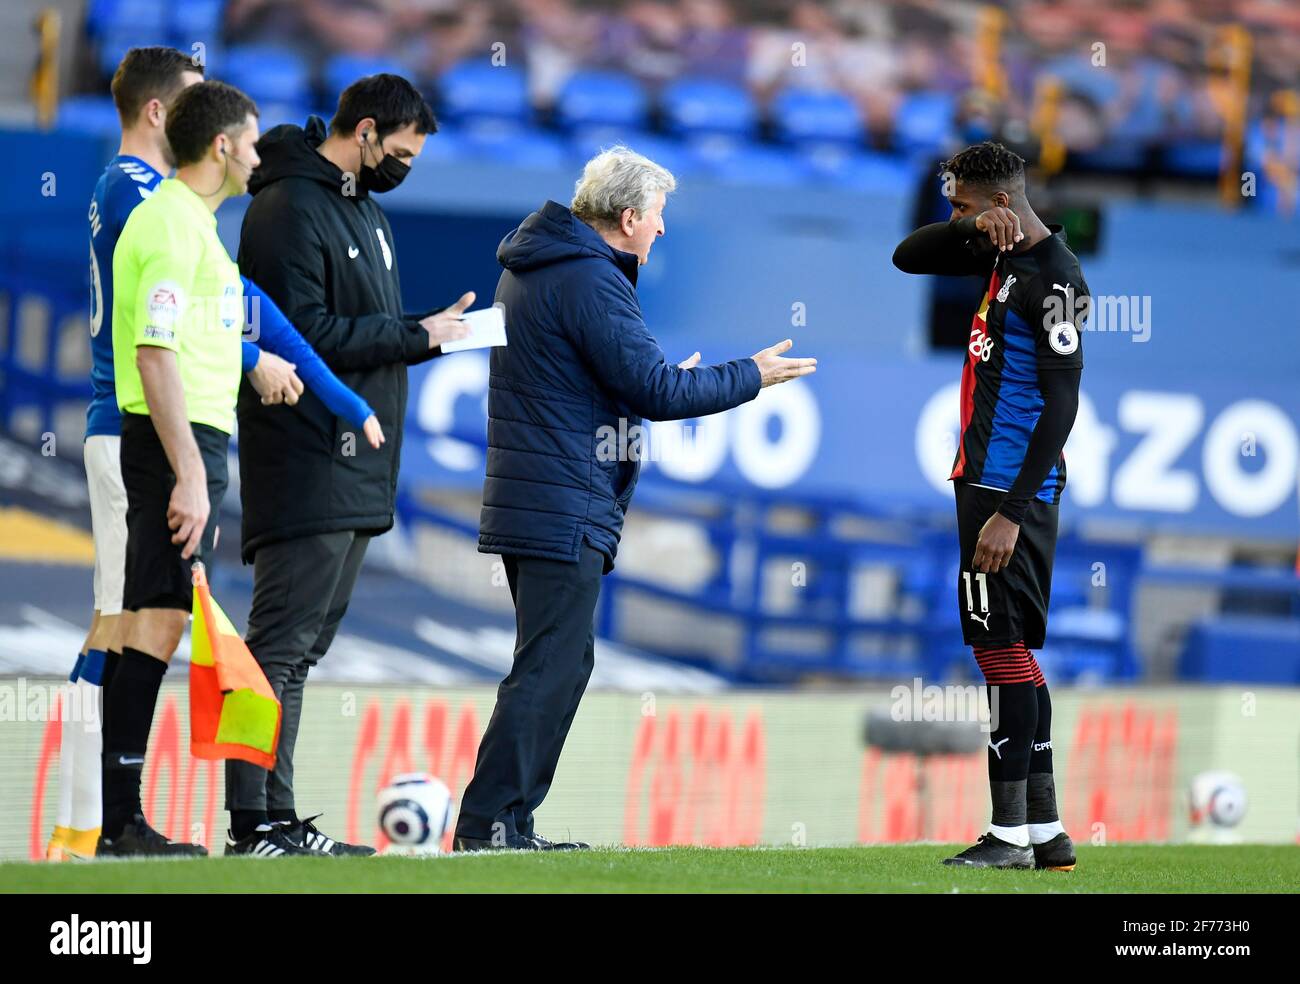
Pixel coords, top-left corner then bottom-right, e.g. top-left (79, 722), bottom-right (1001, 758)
top-left (962, 571), bottom-right (989, 612)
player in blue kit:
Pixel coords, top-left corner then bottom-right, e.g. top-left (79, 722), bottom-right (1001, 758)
top-left (48, 47), bottom-right (382, 860)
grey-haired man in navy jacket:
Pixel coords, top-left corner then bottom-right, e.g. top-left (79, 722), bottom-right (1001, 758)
top-left (457, 147), bottom-right (816, 850)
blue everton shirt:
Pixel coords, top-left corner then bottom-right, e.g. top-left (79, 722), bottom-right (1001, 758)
top-left (87, 154), bottom-right (163, 438)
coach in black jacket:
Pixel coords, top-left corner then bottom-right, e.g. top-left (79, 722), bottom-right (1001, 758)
top-left (227, 75), bottom-right (472, 856)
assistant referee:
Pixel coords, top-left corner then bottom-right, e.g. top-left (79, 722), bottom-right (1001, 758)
top-left (97, 80), bottom-right (263, 857)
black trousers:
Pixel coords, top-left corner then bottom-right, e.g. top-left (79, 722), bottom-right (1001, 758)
top-left (455, 546), bottom-right (604, 841)
top-left (225, 530), bottom-right (370, 813)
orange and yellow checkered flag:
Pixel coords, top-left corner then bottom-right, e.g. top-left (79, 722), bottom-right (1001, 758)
top-left (189, 563), bottom-right (281, 769)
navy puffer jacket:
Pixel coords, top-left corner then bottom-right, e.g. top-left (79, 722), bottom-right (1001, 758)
top-left (479, 201), bottom-right (762, 572)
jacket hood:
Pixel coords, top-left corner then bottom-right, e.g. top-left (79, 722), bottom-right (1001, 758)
top-left (497, 200), bottom-right (639, 287)
top-left (248, 115), bottom-right (363, 197)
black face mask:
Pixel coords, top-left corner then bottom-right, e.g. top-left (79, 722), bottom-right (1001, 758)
top-left (359, 134), bottom-right (410, 193)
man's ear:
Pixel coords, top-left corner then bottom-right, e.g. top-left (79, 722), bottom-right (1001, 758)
top-left (620, 207), bottom-right (637, 236)
top-left (355, 118), bottom-right (377, 144)
top-left (992, 190), bottom-right (1011, 209)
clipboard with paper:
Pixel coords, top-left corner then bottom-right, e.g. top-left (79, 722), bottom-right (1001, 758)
top-left (440, 303), bottom-right (507, 353)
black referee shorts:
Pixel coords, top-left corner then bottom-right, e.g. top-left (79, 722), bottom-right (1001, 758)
top-left (954, 480), bottom-right (1058, 650)
top-left (120, 412), bottom-right (229, 613)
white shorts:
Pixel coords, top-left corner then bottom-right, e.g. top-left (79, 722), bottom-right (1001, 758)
top-left (84, 434), bottom-right (127, 616)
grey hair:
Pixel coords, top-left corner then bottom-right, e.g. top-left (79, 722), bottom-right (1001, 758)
top-left (571, 145), bottom-right (676, 229)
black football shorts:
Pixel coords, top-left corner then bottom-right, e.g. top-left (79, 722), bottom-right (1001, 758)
top-left (954, 480), bottom-right (1058, 649)
top-left (120, 412), bottom-right (228, 612)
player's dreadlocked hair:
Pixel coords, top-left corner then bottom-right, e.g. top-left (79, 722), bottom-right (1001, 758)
top-left (939, 141), bottom-right (1026, 193)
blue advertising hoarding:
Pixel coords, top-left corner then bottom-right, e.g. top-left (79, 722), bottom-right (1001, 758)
top-left (404, 349), bottom-right (1300, 539)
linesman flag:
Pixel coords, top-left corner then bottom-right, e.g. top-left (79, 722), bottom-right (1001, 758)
top-left (189, 562), bottom-right (281, 768)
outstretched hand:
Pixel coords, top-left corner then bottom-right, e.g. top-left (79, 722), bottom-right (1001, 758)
top-left (750, 339), bottom-right (817, 388)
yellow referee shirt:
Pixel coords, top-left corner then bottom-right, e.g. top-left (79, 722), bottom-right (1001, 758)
top-left (111, 177), bottom-right (243, 434)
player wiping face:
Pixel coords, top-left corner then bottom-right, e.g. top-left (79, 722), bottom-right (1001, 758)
top-left (946, 183), bottom-right (1027, 253)
top-left (894, 142), bottom-right (1084, 870)
top-left (940, 176), bottom-right (1058, 575)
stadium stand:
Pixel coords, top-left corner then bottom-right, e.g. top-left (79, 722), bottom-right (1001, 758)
top-left (52, 0), bottom-right (1299, 206)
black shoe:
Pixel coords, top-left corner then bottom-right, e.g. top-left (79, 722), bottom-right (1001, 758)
top-left (529, 833), bottom-right (590, 851)
top-left (452, 832), bottom-right (541, 852)
top-left (942, 833), bottom-right (1033, 869)
top-left (279, 815), bottom-right (376, 857)
top-left (96, 815), bottom-right (208, 858)
top-left (1032, 832), bottom-right (1076, 871)
top-left (224, 824), bottom-right (326, 857)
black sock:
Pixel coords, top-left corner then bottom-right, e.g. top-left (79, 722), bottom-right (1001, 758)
top-left (984, 681), bottom-right (1037, 833)
top-left (268, 808), bottom-right (299, 826)
top-left (232, 809), bottom-right (270, 839)
top-left (101, 647), bottom-right (167, 839)
top-left (990, 779), bottom-right (1028, 830)
top-left (973, 644), bottom-right (1041, 838)
top-left (985, 681), bottom-right (1038, 782)
top-left (1028, 681), bottom-right (1060, 826)
top-left (101, 649), bottom-right (122, 697)
top-left (99, 649), bottom-right (122, 749)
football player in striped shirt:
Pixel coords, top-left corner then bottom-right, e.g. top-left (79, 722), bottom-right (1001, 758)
top-left (893, 142), bottom-right (1085, 870)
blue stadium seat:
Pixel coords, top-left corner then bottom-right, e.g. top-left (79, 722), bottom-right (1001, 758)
top-left (459, 120), bottom-right (569, 168)
top-left (323, 54), bottom-right (409, 110)
top-left (438, 61), bottom-right (530, 124)
top-left (55, 95), bottom-right (121, 137)
top-left (85, 0), bottom-right (116, 35)
top-left (701, 142), bottom-right (811, 188)
top-left (662, 77), bottom-right (757, 139)
top-left (568, 128), bottom-right (695, 177)
top-left (1163, 139), bottom-right (1223, 179)
top-left (415, 124), bottom-right (466, 163)
top-left (255, 103), bottom-right (313, 131)
top-left (1036, 641), bottom-right (1121, 685)
top-left (169, 0), bottom-right (225, 41)
top-left (801, 146), bottom-right (912, 193)
top-left (771, 87), bottom-right (864, 147)
top-left (219, 45), bottom-right (310, 107)
top-left (1180, 615), bottom-right (1300, 683)
top-left (86, 0), bottom-right (168, 37)
top-left (686, 139), bottom-right (806, 187)
top-left (1069, 143), bottom-right (1148, 173)
top-left (96, 31), bottom-right (172, 78)
top-left (556, 71), bottom-right (649, 131)
top-left (893, 91), bottom-right (955, 158)
top-left (1042, 54), bottom-right (1118, 107)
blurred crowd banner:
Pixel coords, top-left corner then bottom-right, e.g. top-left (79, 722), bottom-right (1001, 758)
top-left (4, 679), bottom-right (1298, 859)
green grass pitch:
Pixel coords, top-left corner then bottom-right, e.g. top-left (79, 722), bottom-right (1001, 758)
top-left (2, 845), bottom-right (1294, 893)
